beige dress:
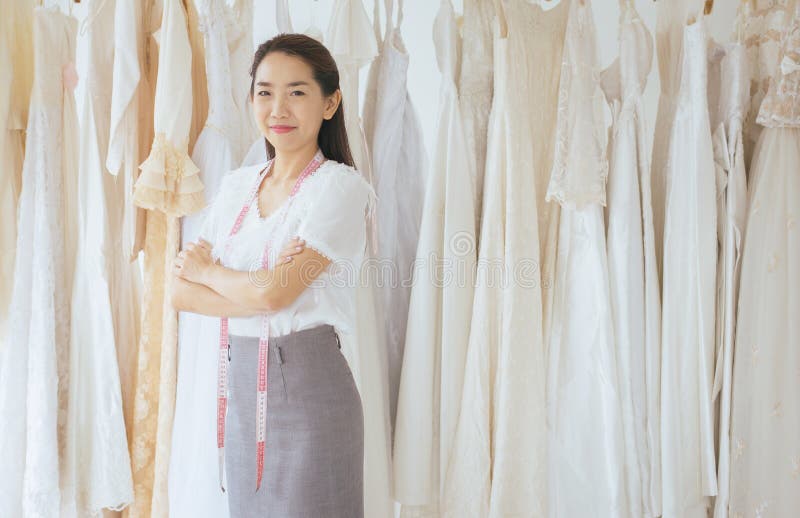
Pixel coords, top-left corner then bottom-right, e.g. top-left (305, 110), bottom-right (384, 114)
top-left (0, 0), bottom-right (33, 349)
top-left (127, 1), bottom-right (205, 517)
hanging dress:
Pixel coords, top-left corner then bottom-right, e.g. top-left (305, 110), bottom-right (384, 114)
top-left (600, 4), bottom-right (662, 516)
top-left (168, 0), bottom-right (249, 516)
top-left (651, 0), bottom-right (703, 276)
top-left (546, 2), bottom-right (626, 516)
top-left (443, 1), bottom-right (567, 516)
top-left (326, 0), bottom-right (378, 174)
top-left (729, 6), bottom-right (800, 516)
top-left (393, 1), bottom-right (475, 516)
top-left (106, 0), bottom-right (153, 443)
top-left (458, 0), bottom-right (494, 234)
top-left (363, 0), bottom-right (427, 427)
top-left (706, 36), bottom-right (749, 518)
top-left (127, 1), bottom-right (204, 516)
top-left (0, 0), bottom-right (33, 350)
top-left (0, 8), bottom-right (79, 517)
top-left (660, 15), bottom-right (719, 518)
top-left (62, 0), bottom-right (136, 515)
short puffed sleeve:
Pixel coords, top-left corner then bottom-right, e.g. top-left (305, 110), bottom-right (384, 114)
top-left (296, 167), bottom-right (376, 267)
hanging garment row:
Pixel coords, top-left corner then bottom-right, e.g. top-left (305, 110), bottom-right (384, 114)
top-left (0, 0), bottom-right (798, 517)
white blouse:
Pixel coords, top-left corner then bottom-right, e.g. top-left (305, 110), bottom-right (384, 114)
top-left (200, 159), bottom-right (376, 337)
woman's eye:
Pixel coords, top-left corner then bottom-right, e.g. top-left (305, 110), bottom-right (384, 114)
top-left (290, 90), bottom-right (305, 96)
top-left (258, 91), bottom-right (270, 97)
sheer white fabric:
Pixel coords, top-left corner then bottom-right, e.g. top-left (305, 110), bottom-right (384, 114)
top-left (545, 2), bottom-right (626, 517)
top-left (361, 0), bottom-right (427, 428)
top-left (660, 17), bottom-right (719, 518)
top-left (601, 5), bottom-right (662, 517)
top-left (706, 40), bottom-right (749, 518)
top-left (729, 7), bottom-right (800, 517)
top-left (393, 2), bottom-right (475, 516)
top-left (443, 1), bottom-right (566, 516)
top-left (62, 0), bottom-right (137, 515)
top-left (0, 9), bottom-right (79, 517)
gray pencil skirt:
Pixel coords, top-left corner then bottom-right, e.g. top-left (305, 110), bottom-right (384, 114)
top-left (225, 324), bottom-right (364, 518)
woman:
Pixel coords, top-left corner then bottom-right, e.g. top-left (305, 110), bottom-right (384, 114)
top-left (171, 34), bottom-right (374, 518)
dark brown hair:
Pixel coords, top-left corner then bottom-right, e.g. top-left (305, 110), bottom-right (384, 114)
top-left (249, 34), bottom-right (354, 168)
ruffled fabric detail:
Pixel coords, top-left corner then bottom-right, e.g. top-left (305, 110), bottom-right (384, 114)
top-left (134, 132), bottom-right (205, 216)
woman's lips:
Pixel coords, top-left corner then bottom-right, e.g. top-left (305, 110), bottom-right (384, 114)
top-left (270, 125), bottom-right (296, 134)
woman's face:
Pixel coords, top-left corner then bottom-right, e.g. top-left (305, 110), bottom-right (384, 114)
top-left (251, 52), bottom-right (340, 155)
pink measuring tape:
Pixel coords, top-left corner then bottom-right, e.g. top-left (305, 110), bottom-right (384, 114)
top-left (217, 149), bottom-right (326, 492)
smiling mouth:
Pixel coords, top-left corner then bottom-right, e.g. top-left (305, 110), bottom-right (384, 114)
top-left (270, 125), bottom-right (296, 134)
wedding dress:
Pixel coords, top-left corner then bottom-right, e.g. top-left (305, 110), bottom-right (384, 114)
top-left (601, 4), bottom-right (662, 516)
top-left (0, 8), bottom-right (79, 517)
top-left (729, 5), bottom-right (800, 516)
top-left (458, 0), bottom-right (494, 234)
top-left (659, 15), bottom-right (719, 518)
top-left (546, 2), bottom-right (626, 516)
top-left (63, 0), bottom-right (136, 515)
top-left (393, 1), bottom-right (475, 516)
top-left (443, 1), bottom-right (568, 516)
top-left (706, 37), bottom-right (749, 518)
top-left (360, 0), bottom-right (426, 427)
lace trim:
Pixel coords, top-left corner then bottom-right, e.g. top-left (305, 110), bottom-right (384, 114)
top-left (134, 132), bottom-right (205, 216)
top-left (757, 7), bottom-right (800, 127)
top-left (546, 0), bottom-right (609, 209)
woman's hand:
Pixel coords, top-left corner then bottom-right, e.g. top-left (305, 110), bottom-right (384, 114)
top-left (277, 236), bottom-right (306, 264)
top-left (173, 239), bottom-right (216, 284)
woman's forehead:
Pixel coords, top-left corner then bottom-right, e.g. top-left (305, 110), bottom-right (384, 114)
top-left (255, 52), bottom-right (314, 84)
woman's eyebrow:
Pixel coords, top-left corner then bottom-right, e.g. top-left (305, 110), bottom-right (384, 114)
top-left (256, 81), bottom-right (311, 87)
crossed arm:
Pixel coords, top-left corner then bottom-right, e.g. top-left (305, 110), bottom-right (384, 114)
top-left (170, 237), bottom-right (330, 318)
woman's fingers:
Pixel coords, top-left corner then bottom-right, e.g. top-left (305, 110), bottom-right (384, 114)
top-left (278, 236), bottom-right (305, 263)
top-left (197, 238), bottom-right (212, 251)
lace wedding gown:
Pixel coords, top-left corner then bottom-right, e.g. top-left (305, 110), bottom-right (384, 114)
top-left (0, 8), bottom-right (80, 517)
top-left (601, 4), bottom-right (662, 516)
top-left (443, 1), bottom-right (568, 516)
top-left (729, 5), bottom-right (800, 516)
top-left (545, 2), bottom-right (626, 516)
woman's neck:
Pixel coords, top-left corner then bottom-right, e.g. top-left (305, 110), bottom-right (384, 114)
top-left (271, 144), bottom-right (320, 183)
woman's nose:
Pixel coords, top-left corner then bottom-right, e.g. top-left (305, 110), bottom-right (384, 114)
top-left (271, 94), bottom-right (289, 118)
